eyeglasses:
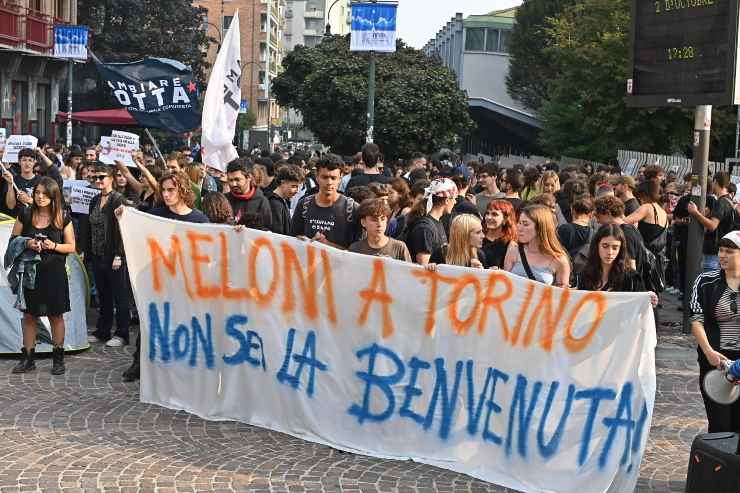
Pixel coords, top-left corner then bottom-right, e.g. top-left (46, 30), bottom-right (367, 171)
top-left (732, 292), bottom-right (737, 314)
top-left (93, 175), bottom-right (110, 181)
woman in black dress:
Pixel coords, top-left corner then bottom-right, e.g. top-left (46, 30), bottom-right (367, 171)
top-left (11, 177), bottom-right (75, 375)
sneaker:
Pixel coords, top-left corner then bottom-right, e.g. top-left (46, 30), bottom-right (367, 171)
top-left (105, 336), bottom-right (126, 348)
top-left (88, 335), bottom-right (103, 343)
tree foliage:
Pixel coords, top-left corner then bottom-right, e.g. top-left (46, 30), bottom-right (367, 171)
top-left (507, 0), bottom-right (577, 111)
top-left (537, 0), bottom-right (693, 162)
top-left (79, 0), bottom-right (210, 80)
top-left (75, 0), bottom-right (210, 113)
top-left (272, 36), bottom-right (474, 158)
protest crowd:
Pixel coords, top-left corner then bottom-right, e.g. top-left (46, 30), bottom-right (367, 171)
top-left (1, 136), bottom-right (740, 433)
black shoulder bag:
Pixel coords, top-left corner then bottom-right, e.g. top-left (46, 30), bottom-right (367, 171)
top-left (518, 244), bottom-right (537, 281)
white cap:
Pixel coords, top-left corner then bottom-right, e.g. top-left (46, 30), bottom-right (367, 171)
top-left (721, 231), bottom-right (740, 249)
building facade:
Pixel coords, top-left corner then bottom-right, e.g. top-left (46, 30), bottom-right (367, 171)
top-left (195, 0), bottom-right (287, 148)
top-left (284, 0), bottom-right (350, 51)
top-left (0, 0), bottom-right (77, 142)
top-left (423, 8), bottom-right (541, 156)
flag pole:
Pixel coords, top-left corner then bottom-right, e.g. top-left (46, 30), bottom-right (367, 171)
top-left (144, 128), bottom-right (167, 167)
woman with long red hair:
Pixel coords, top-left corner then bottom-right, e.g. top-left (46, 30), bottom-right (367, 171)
top-left (482, 199), bottom-right (518, 269)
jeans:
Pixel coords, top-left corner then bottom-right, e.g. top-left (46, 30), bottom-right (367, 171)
top-left (92, 256), bottom-right (130, 343)
top-left (702, 255), bottom-right (720, 272)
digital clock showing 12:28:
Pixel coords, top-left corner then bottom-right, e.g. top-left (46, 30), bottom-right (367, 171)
top-left (666, 46), bottom-right (697, 61)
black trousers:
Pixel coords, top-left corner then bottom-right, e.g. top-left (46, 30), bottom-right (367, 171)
top-left (699, 349), bottom-right (740, 432)
top-left (92, 256), bottom-right (131, 343)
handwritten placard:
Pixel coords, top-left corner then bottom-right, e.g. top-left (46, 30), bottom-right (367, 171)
top-left (119, 209), bottom-right (657, 493)
top-left (2, 135), bottom-right (38, 163)
top-left (63, 180), bottom-right (100, 214)
top-left (99, 130), bottom-right (139, 167)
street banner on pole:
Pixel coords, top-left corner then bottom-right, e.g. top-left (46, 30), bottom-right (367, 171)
top-left (350, 2), bottom-right (398, 52)
top-left (201, 10), bottom-right (241, 172)
top-left (2, 135), bottom-right (38, 163)
top-left (119, 208), bottom-right (657, 493)
top-left (98, 131), bottom-right (140, 167)
top-left (94, 56), bottom-right (201, 134)
top-left (53, 25), bottom-right (88, 60)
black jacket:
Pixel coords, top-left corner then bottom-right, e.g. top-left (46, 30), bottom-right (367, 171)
top-left (690, 269), bottom-right (729, 370)
top-left (266, 192), bottom-right (292, 236)
top-left (87, 191), bottom-right (126, 260)
top-left (226, 188), bottom-right (273, 230)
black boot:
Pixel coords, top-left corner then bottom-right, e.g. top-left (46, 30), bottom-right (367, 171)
top-left (122, 361), bottom-right (140, 382)
top-left (11, 347), bottom-right (35, 374)
top-left (51, 346), bottom-right (65, 375)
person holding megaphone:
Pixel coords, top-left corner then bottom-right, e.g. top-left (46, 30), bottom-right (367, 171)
top-left (690, 230), bottom-right (740, 432)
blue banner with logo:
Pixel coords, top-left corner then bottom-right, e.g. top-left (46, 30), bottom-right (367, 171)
top-left (53, 25), bottom-right (88, 60)
top-left (93, 56), bottom-right (201, 134)
top-left (350, 2), bottom-right (398, 52)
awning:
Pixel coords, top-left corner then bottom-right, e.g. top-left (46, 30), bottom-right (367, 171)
top-left (55, 109), bottom-right (138, 126)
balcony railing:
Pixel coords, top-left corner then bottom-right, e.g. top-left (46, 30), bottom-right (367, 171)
top-left (0, 2), bottom-right (53, 54)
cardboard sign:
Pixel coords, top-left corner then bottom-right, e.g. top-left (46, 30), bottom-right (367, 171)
top-left (99, 131), bottom-right (139, 167)
top-left (62, 180), bottom-right (100, 214)
top-left (119, 209), bottom-right (657, 493)
top-left (1, 135), bottom-right (38, 163)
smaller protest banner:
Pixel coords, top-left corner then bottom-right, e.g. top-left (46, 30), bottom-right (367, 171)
top-left (0, 129), bottom-right (6, 155)
top-left (2, 135), bottom-right (38, 163)
top-left (99, 131), bottom-right (139, 167)
top-left (63, 180), bottom-right (100, 214)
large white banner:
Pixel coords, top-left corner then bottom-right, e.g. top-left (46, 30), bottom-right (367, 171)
top-left (119, 209), bottom-right (657, 493)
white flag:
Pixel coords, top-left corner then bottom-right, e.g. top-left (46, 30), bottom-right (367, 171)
top-left (201, 10), bottom-right (241, 172)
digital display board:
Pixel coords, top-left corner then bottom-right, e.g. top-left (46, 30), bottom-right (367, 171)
top-left (626, 0), bottom-right (740, 107)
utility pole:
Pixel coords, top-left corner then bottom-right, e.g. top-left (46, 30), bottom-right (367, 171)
top-left (366, 51), bottom-right (375, 143)
top-left (66, 59), bottom-right (73, 147)
top-left (365, 0), bottom-right (377, 143)
top-left (683, 105), bottom-right (712, 332)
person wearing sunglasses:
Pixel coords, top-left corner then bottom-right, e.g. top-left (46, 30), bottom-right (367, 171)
top-left (86, 166), bottom-right (131, 349)
top-left (689, 230), bottom-right (740, 432)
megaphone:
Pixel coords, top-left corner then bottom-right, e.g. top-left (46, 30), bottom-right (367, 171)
top-left (703, 360), bottom-right (740, 405)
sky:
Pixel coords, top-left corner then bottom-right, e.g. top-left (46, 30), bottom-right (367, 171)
top-left (396, 0), bottom-right (522, 48)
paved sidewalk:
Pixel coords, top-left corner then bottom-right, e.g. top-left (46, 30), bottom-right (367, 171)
top-left (0, 293), bottom-right (704, 493)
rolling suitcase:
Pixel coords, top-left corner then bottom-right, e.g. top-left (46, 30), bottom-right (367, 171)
top-left (685, 432), bottom-right (740, 493)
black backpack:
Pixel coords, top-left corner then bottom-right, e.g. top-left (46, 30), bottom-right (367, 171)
top-left (640, 245), bottom-right (665, 293)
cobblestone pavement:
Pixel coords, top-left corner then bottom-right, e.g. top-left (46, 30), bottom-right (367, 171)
top-left (0, 293), bottom-right (704, 493)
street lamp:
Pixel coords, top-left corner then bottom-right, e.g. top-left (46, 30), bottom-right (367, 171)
top-left (204, 22), bottom-right (222, 45)
top-left (325, 0), bottom-right (343, 36)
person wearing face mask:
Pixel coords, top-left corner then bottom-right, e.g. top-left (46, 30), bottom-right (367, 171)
top-left (504, 204), bottom-right (571, 287)
top-left (482, 199), bottom-right (518, 269)
top-left (428, 213), bottom-right (487, 269)
top-left (404, 178), bottom-right (457, 265)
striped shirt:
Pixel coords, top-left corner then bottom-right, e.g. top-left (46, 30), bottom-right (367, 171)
top-left (692, 272), bottom-right (740, 351)
top-left (714, 288), bottom-right (740, 350)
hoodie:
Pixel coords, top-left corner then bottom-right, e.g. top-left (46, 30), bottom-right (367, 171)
top-left (226, 187), bottom-right (273, 230)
